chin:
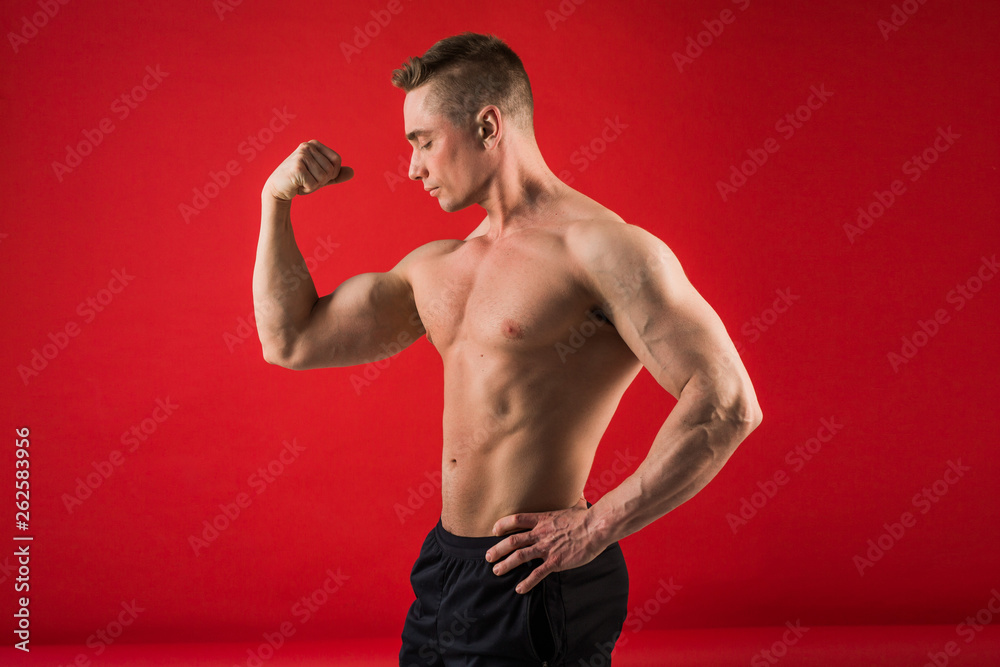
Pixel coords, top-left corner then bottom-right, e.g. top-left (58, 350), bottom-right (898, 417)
top-left (438, 193), bottom-right (475, 213)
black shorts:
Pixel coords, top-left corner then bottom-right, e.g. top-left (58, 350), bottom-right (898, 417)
top-left (399, 517), bottom-right (629, 666)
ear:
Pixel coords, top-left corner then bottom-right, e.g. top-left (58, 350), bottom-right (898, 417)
top-left (477, 105), bottom-right (502, 149)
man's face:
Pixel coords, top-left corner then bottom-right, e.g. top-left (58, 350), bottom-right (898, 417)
top-left (404, 84), bottom-right (488, 212)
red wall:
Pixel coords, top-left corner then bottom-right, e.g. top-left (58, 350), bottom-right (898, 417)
top-left (2, 0), bottom-right (998, 647)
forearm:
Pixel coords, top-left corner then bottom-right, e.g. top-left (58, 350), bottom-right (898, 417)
top-left (588, 384), bottom-right (760, 546)
top-left (252, 194), bottom-right (320, 360)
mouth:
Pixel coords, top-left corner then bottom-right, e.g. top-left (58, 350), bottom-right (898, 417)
top-left (425, 187), bottom-right (439, 196)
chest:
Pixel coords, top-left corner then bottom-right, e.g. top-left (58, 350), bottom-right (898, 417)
top-left (412, 235), bottom-right (596, 350)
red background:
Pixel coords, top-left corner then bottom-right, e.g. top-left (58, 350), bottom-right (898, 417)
top-left (1, 0), bottom-right (998, 651)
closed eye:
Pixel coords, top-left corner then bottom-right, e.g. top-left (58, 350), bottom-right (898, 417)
top-left (421, 141), bottom-right (432, 150)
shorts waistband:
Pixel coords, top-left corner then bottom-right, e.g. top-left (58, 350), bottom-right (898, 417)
top-left (433, 519), bottom-right (516, 560)
top-left (432, 502), bottom-right (593, 560)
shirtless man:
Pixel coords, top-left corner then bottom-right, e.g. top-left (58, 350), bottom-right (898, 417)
top-left (253, 32), bottom-right (761, 666)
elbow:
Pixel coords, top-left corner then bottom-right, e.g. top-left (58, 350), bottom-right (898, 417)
top-left (261, 341), bottom-right (302, 370)
top-left (746, 400), bottom-right (763, 431)
top-left (684, 372), bottom-right (762, 436)
top-left (262, 348), bottom-right (291, 369)
top-left (697, 379), bottom-right (760, 437)
top-left (726, 392), bottom-right (762, 435)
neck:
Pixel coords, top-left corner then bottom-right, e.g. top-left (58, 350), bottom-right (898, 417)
top-left (477, 134), bottom-right (567, 238)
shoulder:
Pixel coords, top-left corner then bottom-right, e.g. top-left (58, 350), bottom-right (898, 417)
top-left (388, 237), bottom-right (464, 281)
top-left (564, 216), bottom-right (680, 282)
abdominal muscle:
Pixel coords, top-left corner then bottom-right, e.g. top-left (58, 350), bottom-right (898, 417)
top-left (438, 343), bottom-right (641, 537)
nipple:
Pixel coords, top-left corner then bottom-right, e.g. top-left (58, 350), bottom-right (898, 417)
top-left (501, 318), bottom-right (524, 339)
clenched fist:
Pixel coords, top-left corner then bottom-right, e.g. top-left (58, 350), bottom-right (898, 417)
top-left (263, 140), bottom-right (354, 202)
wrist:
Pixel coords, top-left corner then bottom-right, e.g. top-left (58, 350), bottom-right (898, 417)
top-left (585, 501), bottom-right (620, 549)
top-left (261, 195), bottom-right (294, 226)
top-left (261, 183), bottom-right (294, 206)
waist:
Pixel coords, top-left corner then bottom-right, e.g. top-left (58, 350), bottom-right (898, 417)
top-left (434, 501), bottom-right (596, 559)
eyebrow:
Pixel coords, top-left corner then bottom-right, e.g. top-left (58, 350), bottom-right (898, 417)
top-left (405, 129), bottom-right (430, 142)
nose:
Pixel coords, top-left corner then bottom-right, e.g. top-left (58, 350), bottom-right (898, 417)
top-left (408, 148), bottom-right (426, 181)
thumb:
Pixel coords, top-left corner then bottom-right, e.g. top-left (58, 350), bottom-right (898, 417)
top-left (328, 165), bottom-right (355, 185)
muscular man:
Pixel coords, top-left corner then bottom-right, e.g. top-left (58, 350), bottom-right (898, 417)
top-left (253, 32), bottom-right (761, 666)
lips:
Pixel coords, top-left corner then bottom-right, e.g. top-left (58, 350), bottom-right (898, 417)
top-left (426, 187), bottom-right (439, 196)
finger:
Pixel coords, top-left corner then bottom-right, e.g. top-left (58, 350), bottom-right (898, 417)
top-left (300, 146), bottom-right (330, 185)
top-left (492, 513), bottom-right (539, 538)
top-left (490, 543), bottom-right (540, 576)
top-left (330, 165), bottom-right (354, 184)
top-left (305, 144), bottom-right (334, 177)
top-left (293, 152), bottom-right (324, 193)
top-left (305, 145), bottom-right (353, 186)
top-left (485, 530), bottom-right (535, 563)
top-left (515, 564), bottom-right (551, 595)
top-left (307, 142), bottom-right (353, 184)
top-left (309, 140), bottom-right (342, 165)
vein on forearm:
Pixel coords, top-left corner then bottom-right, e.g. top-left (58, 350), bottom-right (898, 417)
top-left (592, 378), bottom-right (753, 544)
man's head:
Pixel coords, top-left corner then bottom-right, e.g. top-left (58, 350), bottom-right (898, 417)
top-left (392, 32), bottom-right (535, 212)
